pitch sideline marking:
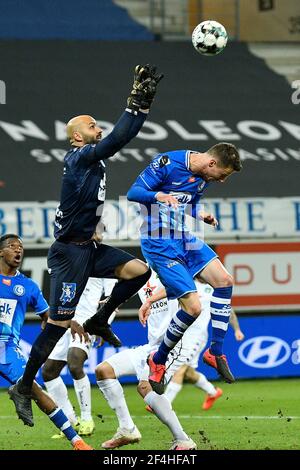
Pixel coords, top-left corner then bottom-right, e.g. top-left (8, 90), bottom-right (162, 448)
top-left (1, 415), bottom-right (300, 420)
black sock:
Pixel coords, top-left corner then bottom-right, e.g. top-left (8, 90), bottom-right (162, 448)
top-left (95, 268), bottom-right (151, 323)
top-left (19, 323), bottom-right (66, 394)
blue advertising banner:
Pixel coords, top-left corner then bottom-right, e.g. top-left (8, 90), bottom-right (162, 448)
top-left (0, 320), bottom-right (148, 388)
top-left (1, 315), bottom-right (300, 389)
top-left (204, 314), bottom-right (300, 380)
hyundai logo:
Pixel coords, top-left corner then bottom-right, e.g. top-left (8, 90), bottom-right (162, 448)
top-left (238, 336), bottom-right (290, 368)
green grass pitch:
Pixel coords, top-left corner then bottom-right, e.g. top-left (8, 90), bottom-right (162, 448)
top-left (1, 378), bottom-right (300, 450)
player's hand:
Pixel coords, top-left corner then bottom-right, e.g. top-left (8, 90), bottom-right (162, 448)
top-left (127, 65), bottom-right (152, 114)
top-left (139, 299), bottom-right (152, 327)
top-left (127, 64), bottom-right (163, 113)
top-left (71, 319), bottom-right (89, 343)
top-left (156, 192), bottom-right (179, 209)
top-left (132, 64), bottom-right (152, 90)
top-left (127, 77), bottom-right (151, 114)
top-left (199, 210), bottom-right (218, 228)
top-left (235, 329), bottom-right (245, 341)
top-left (140, 65), bottom-right (164, 110)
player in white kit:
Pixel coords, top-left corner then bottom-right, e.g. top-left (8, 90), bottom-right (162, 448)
top-left (42, 277), bottom-right (117, 437)
top-left (95, 270), bottom-right (244, 449)
top-left (163, 284), bottom-right (244, 410)
top-left (95, 271), bottom-right (203, 450)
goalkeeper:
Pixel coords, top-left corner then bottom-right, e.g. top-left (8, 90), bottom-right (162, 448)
top-left (9, 64), bottom-right (163, 427)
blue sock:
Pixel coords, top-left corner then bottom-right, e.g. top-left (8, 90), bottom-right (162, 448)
top-left (154, 309), bottom-right (196, 365)
top-left (49, 408), bottom-right (78, 442)
top-left (210, 286), bottom-right (232, 356)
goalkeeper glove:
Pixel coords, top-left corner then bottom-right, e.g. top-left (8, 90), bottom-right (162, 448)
top-left (140, 65), bottom-right (164, 110)
top-left (127, 64), bottom-right (163, 113)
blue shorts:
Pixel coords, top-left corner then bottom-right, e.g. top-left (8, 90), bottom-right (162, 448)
top-left (48, 240), bottom-right (134, 321)
top-left (0, 342), bottom-right (26, 384)
top-left (141, 234), bottom-right (217, 299)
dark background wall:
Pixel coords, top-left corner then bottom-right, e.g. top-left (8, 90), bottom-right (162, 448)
top-left (0, 41), bottom-right (299, 202)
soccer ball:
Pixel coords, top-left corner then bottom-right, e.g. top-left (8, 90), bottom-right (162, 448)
top-left (192, 20), bottom-right (228, 56)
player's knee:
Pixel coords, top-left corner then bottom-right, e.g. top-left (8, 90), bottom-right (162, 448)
top-left (42, 363), bottom-right (57, 382)
top-left (133, 263), bottom-right (151, 280)
top-left (95, 361), bottom-right (116, 380)
top-left (174, 365), bottom-right (188, 381)
top-left (218, 272), bottom-right (234, 287)
top-left (137, 380), bottom-right (152, 398)
top-left (31, 381), bottom-right (43, 398)
top-left (68, 363), bottom-right (84, 379)
top-left (184, 366), bottom-right (198, 382)
top-left (180, 292), bottom-right (202, 316)
top-left (184, 301), bottom-right (201, 317)
top-left (138, 262), bottom-right (150, 275)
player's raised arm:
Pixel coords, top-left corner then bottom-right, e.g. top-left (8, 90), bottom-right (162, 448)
top-left (69, 65), bottom-right (163, 166)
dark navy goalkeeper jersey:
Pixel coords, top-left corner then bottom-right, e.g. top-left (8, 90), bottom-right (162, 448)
top-left (54, 110), bottom-right (147, 241)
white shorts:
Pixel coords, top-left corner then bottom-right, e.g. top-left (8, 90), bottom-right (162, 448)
top-left (73, 277), bottom-right (117, 324)
top-left (106, 344), bottom-right (153, 381)
top-left (48, 329), bottom-right (95, 362)
top-left (105, 330), bottom-right (208, 384)
top-left (168, 329), bottom-right (208, 373)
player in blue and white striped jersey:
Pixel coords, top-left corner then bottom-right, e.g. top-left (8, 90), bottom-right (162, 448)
top-left (0, 234), bottom-right (92, 449)
top-left (127, 145), bottom-right (242, 388)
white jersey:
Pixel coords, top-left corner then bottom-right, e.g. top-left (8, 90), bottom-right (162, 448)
top-left (138, 271), bottom-right (213, 348)
top-left (74, 277), bottom-right (117, 324)
top-left (108, 274), bottom-right (214, 382)
top-left (138, 271), bottom-right (177, 347)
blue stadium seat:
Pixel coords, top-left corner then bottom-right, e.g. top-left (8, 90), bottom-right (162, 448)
top-left (0, 0), bottom-right (154, 40)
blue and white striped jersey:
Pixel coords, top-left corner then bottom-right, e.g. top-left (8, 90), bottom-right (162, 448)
top-left (0, 272), bottom-right (48, 345)
top-left (127, 150), bottom-right (210, 235)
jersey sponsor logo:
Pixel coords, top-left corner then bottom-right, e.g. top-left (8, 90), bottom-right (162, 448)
top-left (2, 278), bottom-right (11, 286)
top-left (57, 306), bottom-right (75, 316)
top-left (171, 181), bottom-right (182, 186)
top-left (159, 155), bottom-right (170, 168)
top-left (151, 299), bottom-right (168, 310)
top-left (59, 282), bottom-right (76, 305)
top-left (150, 160), bottom-right (160, 171)
top-left (151, 155), bottom-right (170, 172)
top-left (166, 260), bottom-right (179, 268)
top-left (0, 298), bottom-right (17, 327)
top-left (13, 285), bottom-right (25, 296)
top-left (169, 191), bottom-right (192, 204)
top-left (143, 281), bottom-right (157, 298)
top-left (98, 173), bottom-right (106, 202)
